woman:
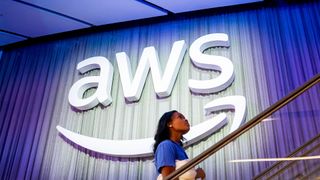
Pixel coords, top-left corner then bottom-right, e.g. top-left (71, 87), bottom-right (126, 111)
top-left (154, 110), bottom-right (206, 180)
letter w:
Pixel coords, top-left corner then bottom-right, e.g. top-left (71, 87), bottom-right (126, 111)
top-left (116, 40), bottom-right (187, 102)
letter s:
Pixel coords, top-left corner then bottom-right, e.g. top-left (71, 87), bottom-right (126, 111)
top-left (188, 33), bottom-right (234, 94)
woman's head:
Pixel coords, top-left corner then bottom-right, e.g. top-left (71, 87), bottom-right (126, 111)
top-left (153, 110), bottom-right (190, 153)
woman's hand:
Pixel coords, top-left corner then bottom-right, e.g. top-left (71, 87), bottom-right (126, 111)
top-left (195, 167), bottom-right (206, 179)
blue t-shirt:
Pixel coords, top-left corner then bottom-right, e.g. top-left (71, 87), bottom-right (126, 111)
top-left (155, 140), bottom-right (188, 173)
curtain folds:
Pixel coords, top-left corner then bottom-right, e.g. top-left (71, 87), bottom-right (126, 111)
top-left (0, 1), bottom-right (319, 179)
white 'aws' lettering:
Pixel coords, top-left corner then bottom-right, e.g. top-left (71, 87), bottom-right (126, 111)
top-left (68, 33), bottom-right (234, 110)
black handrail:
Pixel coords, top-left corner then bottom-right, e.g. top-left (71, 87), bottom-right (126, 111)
top-left (165, 73), bottom-right (320, 180)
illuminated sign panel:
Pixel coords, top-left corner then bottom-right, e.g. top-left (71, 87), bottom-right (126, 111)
top-left (58, 33), bottom-right (246, 157)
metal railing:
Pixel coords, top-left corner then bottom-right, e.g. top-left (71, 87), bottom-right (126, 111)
top-left (165, 73), bottom-right (320, 180)
top-left (254, 133), bottom-right (320, 179)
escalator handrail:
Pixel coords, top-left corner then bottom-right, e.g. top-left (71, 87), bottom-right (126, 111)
top-left (165, 73), bottom-right (320, 180)
top-left (254, 133), bottom-right (320, 179)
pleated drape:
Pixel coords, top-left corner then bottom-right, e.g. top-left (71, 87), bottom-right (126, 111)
top-left (0, 1), bottom-right (319, 179)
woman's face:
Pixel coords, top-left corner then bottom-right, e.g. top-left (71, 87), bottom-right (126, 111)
top-left (169, 112), bottom-right (190, 134)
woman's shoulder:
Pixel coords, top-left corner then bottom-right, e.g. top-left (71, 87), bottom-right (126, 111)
top-left (157, 139), bottom-right (180, 150)
top-left (158, 139), bottom-right (174, 146)
top-left (157, 140), bottom-right (183, 150)
top-left (155, 140), bottom-right (176, 155)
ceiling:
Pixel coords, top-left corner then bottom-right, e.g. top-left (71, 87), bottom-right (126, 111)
top-left (0, 0), bottom-right (263, 47)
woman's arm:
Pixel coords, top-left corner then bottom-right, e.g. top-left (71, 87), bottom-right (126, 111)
top-left (161, 166), bottom-right (176, 177)
top-left (161, 166), bottom-right (205, 180)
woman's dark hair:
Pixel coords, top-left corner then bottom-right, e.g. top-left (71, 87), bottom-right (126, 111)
top-left (153, 110), bottom-right (178, 154)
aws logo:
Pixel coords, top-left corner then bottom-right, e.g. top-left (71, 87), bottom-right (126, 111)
top-left (57, 33), bottom-right (246, 157)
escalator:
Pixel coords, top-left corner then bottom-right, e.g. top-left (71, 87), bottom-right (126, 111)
top-left (254, 133), bottom-right (320, 179)
top-left (166, 74), bottom-right (320, 180)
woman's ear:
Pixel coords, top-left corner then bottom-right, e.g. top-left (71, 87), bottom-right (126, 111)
top-left (168, 124), bottom-right (173, 128)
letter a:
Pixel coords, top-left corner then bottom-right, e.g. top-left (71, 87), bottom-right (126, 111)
top-left (68, 56), bottom-right (113, 110)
